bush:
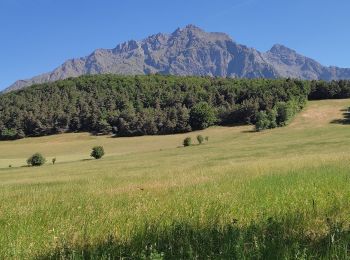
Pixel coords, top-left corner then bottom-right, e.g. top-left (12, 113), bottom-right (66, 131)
top-left (190, 102), bottom-right (217, 130)
top-left (267, 109), bottom-right (278, 128)
top-left (91, 146), bottom-right (105, 159)
top-left (183, 137), bottom-right (192, 147)
top-left (255, 111), bottom-right (270, 131)
top-left (205, 136), bottom-right (209, 142)
top-left (255, 109), bottom-right (278, 132)
top-left (27, 153), bottom-right (46, 166)
top-left (52, 158), bottom-right (56, 165)
top-left (0, 128), bottom-right (25, 140)
top-left (197, 135), bottom-right (204, 144)
top-left (276, 100), bottom-right (301, 126)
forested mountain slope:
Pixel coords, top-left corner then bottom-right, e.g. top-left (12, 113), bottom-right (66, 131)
top-left (0, 75), bottom-right (313, 139)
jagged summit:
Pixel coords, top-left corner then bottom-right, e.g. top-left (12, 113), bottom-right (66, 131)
top-left (4, 25), bottom-right (350, 92)
top-left (269, 44), bottom-right (296, 54)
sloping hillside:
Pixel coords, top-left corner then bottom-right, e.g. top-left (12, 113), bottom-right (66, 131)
top-left (0, 99), bottom-right (349, 169)
top-left (290, 99), bottom-right (350, 128)
top-left (1, 99), bottom-right (350, 259)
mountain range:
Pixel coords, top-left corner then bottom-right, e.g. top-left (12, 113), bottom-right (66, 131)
top-left (4, 24), bottom-right (350, 92)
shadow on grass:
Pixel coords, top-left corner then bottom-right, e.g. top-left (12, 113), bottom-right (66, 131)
top-left (80, 159), bottom-right (94, 162)
top-left (331, 108), bottom-right (350, 125)
top-left (241, 129), bottom-right (256, 133)
top-left (38, 216), bottom-right (350, 259)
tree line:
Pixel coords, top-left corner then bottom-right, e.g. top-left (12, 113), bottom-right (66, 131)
top-left (0, 74), bottom-right (344, 140)
top-left (308, 80), bottom-right (350, 100)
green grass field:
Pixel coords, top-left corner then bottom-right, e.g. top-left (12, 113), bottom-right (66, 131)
top-left (1, 99), bottom-right (350, 259)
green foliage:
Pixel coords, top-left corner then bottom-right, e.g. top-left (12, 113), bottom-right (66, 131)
top-left (267, 109), bottom-right (278, 128)
top-left (183, 137), bottom-right (192, 147)
top-left (255, 110), bottom-right (277, 132)
top-left (52, 158), bottom-right (56, 165)
top-left (275, 100), bottom-right (298, 126)
top-left (197, 135), bottom-right (204, 144)
top-left (190, 102), bottom-right (217, 130)
top-left (27, 153), bottom-right (46, 167)
top-left (95, 120), bottom-right (113, 135)
top-left (234, 98), bottom-right (260, 124)
top-left (276, 102), bottom-right (291, 126)
top-left (0, 75), bottom-right (315, 140)
top-left (309, 80), bottom-right (350, 100)
top-left (255, 111), bottom-right (270, 131)
top-left (205, 136), bottom-right (209, 142)
top-left (91, 146), bottom-right (105, 159)
top-left (256, 95), bottom-right (307, 131)
top-left (0, 128), bottom-right (25, 140)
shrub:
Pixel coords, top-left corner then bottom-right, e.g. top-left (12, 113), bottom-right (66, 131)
top-left (197, 135), bottom-right (204, 144)
top-left (190, 102), bottom-right (217, 130)
top-left (255, 111), bottom-right (270, 131)
top-left (205, 136), bottom-right (209, 142)
top-left (255, 109), bottom-right (278, 132)
top-left (276, 100), bottom-right (301, 126)
top-left (52, 158), bottom-right (56, 165)
top-left (27, 153), bottom-right (46, 167)
top-left (276, 102), bottom-right (293, 126)
top-left (267, 109), bottom-right (278, 128)
top-left (91, 146), bottom-right (105, 159)
top-left (183, 137), bottom-right (192, 147)
top-left (0, 128), bottom-right (25, 140)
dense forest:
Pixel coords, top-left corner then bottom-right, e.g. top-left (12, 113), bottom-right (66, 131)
top-left (0, 74), bottom-right (348, 140)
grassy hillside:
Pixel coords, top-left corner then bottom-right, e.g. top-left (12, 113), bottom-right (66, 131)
top-left (1, 99), bottom-right (350, 258)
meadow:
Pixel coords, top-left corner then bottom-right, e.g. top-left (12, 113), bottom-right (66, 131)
top-left (1, 99), bottom-right (350, 259)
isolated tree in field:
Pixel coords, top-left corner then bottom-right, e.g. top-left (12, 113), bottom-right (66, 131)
top-left (197, 135), bottom-right (204, 144)
top-left (189, 102), bottom-right (217, 130)
top-left (91, 146), bottom-right (105, 159)
top-left (52, 158), bottom-right (56, 165)
top-left (27, 153), bottom-right (46, 167)
top-left (183, 137), bottom-right (192, 147)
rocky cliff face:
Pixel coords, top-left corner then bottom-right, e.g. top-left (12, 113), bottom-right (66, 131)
top-left (5, 25), bottom-right (350, 92)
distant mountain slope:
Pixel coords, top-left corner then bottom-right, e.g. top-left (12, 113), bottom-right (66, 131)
top-left (4, 25), bottom-right (350, 92)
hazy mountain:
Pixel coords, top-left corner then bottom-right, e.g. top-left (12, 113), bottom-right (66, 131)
top-left (4, 25), bottom-right (350, 92)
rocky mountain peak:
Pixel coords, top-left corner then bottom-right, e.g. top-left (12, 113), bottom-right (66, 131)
top-left (173, 24), bottom-right (203, 34)
top-left (114, 40), bottom-right (141, 53)
top-left (171, 24), bottom-right (231, 43)
top-left (4, 25), bottom-right (350, 93)
top-left (269, 44), bottom-right (296, 55)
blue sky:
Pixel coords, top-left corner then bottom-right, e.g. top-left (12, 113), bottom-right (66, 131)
top-left (1, 0), bottom-right (349, 90)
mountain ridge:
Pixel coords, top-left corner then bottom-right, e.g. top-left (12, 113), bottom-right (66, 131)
top-left (4, 24), bottom-right (350, 92)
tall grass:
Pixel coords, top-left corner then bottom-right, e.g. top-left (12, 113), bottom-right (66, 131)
top-left (1, 99), bottom-right (350, 258)
top-left (1, 157), bottom-right (350, 259)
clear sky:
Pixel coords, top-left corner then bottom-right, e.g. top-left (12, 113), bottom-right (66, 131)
top-left (1, 0), bottom-right (349, 90)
